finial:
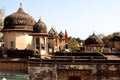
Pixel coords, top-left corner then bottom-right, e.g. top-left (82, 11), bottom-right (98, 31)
top-left (20, 2), bottom-right (22, 8)
top-left (51, 25), bottom-right (54, 28)
top-left (40, 16), bottom-right (42, 20)
top-left (93, 31), bottom-right (95, 35)
top-left (38, 16), bottom-right (42, 22)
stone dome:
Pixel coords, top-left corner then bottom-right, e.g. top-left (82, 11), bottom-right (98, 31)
top-left (48, 27), bottom-right (58, 37)
top-left (85, 33), bottom-right (103, 45)
top-left (59, 31), bottom-right (65, 39)
top-left (33, 18), bottom-right (47, 33)
top-left (3, 4), bottom-right (36, 30)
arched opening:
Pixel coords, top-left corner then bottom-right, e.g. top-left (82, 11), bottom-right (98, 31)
top-left (35, 38), bottom-right (40, 55)
top-left (69, 76), bottom-right (81, 80)
top-left (36, 38), bottom-right (40, 50)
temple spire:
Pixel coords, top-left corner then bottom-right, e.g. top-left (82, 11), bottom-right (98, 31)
top-left (93, 31), bottom-right (95, 35)
top-left (65, 30), bottom-right (68, 43)
top-left (17, 2), bottom-right (24, 13)
top-left (20, 2), bottom-right (22, 8)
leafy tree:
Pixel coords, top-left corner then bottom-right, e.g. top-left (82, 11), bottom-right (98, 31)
top-left (102, 35), bottom-right (112, 47)
top-left (102, 32), bottom-right (120, 48)
top-left (68, 37), bottom-right (79, 52)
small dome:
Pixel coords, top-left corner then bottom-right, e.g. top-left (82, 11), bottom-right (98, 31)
top-left (4, 3), bottom-right (36, 30)
top-left (33, 18), bottom-right (47, 33)
top-left (85, 33), bottom-right (103, 45)
top-left (59, 31), bottom-right (65, 39)
top-left (48, 27), bottom-right (58, 37)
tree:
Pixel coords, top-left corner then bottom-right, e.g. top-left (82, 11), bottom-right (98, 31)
top-left (0, 8), bottom-right (5, 42)
top-left (68, 37), bottom-right (79, 52)
top-left (102, 35), bottom-right (112, 47)
top-left (0, 8), bottom-right (5, 28)
top-left (102, 32), bottom-right (120, 48)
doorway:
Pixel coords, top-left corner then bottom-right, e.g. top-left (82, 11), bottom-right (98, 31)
top-left (69, 76), bottom-right (81, 80)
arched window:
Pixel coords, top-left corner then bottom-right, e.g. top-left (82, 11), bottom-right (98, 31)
top-left (41, 38), bottom-right (45, 50)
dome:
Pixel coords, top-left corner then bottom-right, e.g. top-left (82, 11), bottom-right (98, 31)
top-left (85, 33), bottom-right (103, 45)
top-left (110, 36), bottom-right (120, 41)
top-left (59, 31), bottom-right (65, 39)
top-left (3, 3), bottom-right (36, 30)
top-left (33, 18), bottom-right (47, 33)
top-left (48, 27), bottom-right (58, 37)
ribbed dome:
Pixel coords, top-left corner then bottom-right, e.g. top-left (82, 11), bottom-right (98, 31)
top-left (59, 31), bottom-right (65, 39)
top-left (33, 18), bottom-right (47, 33)
top-left (4, 4), bottom-right (35, 30)
top-left (85, 33), bottom-right (103, 45)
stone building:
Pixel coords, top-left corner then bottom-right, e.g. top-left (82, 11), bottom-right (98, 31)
top-left (29, 52), bottom-right (120, 80)
top-left (48, 28), bottom-right (65, 53)
top-left (110, 35), bottom-right (120, 51)
top-left (1, 4), bottom-right (66, 54)
top-left (84, 33), bottom-right (104, 52)
top-left (0, 3), bottom-right (66, 79)
top-left (0, 3), bottom-right (120, 80)
top-left (29, 18), bottom-right (48, 58)
top-left (2, 4), bottom-right (36, 50)
top-left (28, 32), bottom-right (120, 80)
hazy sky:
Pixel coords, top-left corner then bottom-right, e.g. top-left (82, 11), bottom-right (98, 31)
top-left (0, 0), bottom-right (120, 39)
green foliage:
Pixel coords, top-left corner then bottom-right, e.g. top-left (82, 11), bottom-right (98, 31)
top-left (102, 35), bottom-right (112, 47)
top-left (102, 32), bottom-right (120, 48)
top-left (68, 37), bottom-right (79, 52)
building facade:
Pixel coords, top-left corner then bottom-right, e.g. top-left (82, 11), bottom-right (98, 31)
top-left (1, 3), bottom-right (66, 55)
top-left (1, 3), bottom-right (120, 80)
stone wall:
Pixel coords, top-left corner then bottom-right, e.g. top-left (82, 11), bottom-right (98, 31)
top-left (28, 63), bottom-right (120, 80)
top-left (0, 61), bottom-right (28, 73)
top-left (28, 64), bottom-right (57, 80)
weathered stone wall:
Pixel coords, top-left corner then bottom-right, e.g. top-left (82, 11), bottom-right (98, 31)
top-left (0, 61), bottom-right (28, 73)
top-left (28, 64), bottom-right (57, 80)
top-left (57, 69), bottom-right (92, 80)
top-left (29, 63), bottom-right (120, 80)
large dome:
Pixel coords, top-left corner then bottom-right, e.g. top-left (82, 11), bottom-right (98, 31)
top-left (33, 18), bottom-right (47, 33)
top-left (85, 33), bottom-right (103, 45)
top-left (3, 4), bottom-right (36, 30)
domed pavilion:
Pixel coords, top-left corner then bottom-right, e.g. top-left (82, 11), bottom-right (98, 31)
top-left (1, 3), bottom-right (36, 50)
top-left (29, 18), bottom-right (48, 58)
top-left (84, 33), bottom-right (104, 52)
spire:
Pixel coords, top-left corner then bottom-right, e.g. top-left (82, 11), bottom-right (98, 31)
top-left (38, 16), bottom-right (42, 22)
top-left (17, 2), bottom-right (24, 13)
top-left (65, 30), bottom-right (68, 43)
top-left (20, 2), bottom-right (22, 8)
top-left (93, 31), bottom-right (95, 35)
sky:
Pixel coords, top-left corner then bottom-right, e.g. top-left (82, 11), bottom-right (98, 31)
top-left (0, 0), bottom-right (120, 39)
